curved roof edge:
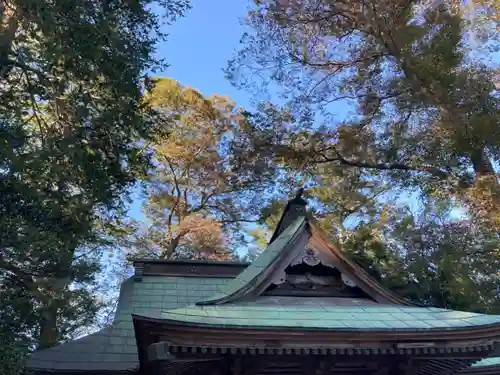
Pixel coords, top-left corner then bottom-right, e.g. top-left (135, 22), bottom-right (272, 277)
top-left (472, 358), bottom-right (500, 368)
top-left (132, 312), bottom-right (500, 343)
top-left (196, 217), bottom-right (308, 305)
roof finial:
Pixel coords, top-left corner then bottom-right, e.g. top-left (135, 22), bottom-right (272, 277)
top-left (267, 187), bottom-right (307, 244)
top-left (290, 187), bottom-right (307, 206)
top-left (295, 187), bottom-right (304, 199)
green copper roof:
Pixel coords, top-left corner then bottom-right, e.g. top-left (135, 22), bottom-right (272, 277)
top-left (472, 358), bottom-right (500, 368)
top-left (197, 217), bottom-right (306, 304)
top-left (27, 275), bottom-right (235, 373)
top-left (159, 296), bottom-right (500, 330)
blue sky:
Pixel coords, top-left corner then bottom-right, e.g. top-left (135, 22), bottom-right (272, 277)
top-left (128, 0), bottom-right (253, 221)
top-left (158, 0), bottom-right (252, 108)
top-left (126, 0), bottom-right (417, 226)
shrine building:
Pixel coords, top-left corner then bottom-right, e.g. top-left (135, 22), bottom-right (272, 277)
top-left (27, 192), bottom-right (500, 375)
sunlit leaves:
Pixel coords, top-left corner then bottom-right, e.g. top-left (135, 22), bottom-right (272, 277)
top-left (129, 78), bottom-right (276, 260)
top-left (229, 0), bottom-right (499, 312)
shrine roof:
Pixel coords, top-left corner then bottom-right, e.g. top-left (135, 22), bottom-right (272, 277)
top-left (157, 296), bottom-right (500, 330)
top-left (26, 191), bottom-right (500, 374)
top-left (135, 191), bottom-right (500, 337)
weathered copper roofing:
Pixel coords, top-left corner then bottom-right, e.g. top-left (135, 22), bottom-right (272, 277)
top-left (158, 297), bottom-right (500, 330)
top-left (463, 357), bottom-right (500, 375)
top-left (473, 358), bottom-right (500, 368)
top-left (26, 263), bottom-right (246, 374)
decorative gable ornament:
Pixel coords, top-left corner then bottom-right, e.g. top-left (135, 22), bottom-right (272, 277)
top-left (289, 247), bottom-right (335, 268)
top-left (270, 246), bottom-right (358, 290)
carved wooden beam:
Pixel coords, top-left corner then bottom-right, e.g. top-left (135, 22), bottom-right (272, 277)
top-left (290, 247), bottom-right (335, 269)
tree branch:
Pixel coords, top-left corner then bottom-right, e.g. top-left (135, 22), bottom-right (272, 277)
top-left (0, 255), bottom-right (46, 302)
top-left (163, 155), bottom-right (182, 230)
top-left (217, 218), bottom-right (261, 224)
top-left (319, 148), bottom-right (450, 179)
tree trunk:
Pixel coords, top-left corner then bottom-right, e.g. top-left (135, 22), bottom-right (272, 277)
top-left (0, 256), bottom-right (64, 349)
top-left (470, 148), bottom-right (495, 177)
top-left (37, 273), bottom-right (72, 349)
top-left (38, 304), bottom-right (59, 350)
top-left (0, 2), bottom-right (19, 79)
top-left (161, 235), bottom-right (182, 259)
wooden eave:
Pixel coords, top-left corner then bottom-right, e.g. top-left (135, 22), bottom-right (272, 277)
top-left (132, 314), bottom-right (500, 375)
top-left (152, 355), bottom-right (486, 375)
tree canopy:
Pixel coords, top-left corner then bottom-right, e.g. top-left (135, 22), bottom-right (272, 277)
top-left (127, 78), bottom-right (277, 260)
top-left (228, 0), bottom-right (500, 313)
top-left (1, 1), bottom-right (499, 369)
top-left (228, 0), bottom-right (500, 229)
top-left (0, 0), bottom-right (189, 353)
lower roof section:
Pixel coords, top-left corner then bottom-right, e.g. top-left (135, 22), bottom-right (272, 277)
top-left (472, 358), bottom-right (500, 368)
top-left (463, 357), bottom-right (500, 375)
top-left (26, 320), bottom-right (139, 373)
top-left (26, 273), bottom-right (235, 374)
top-left (154, 296), bottom-right (500, 330)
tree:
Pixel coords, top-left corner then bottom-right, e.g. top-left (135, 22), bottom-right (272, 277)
top-left (0, 0), bottom-right (190, 350)
top-left (127, 78), bottom-right (276, 260)
top-left (228, 0), bottom-right (500, 230)
top-left (228, 0), bottom-right (500, 312)
top-left (343, 201), bottom-right (500, 313)
top-left (0, 329), bottom-right (27, 375)
top-left (392, 212), bottom-right (500, 313)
